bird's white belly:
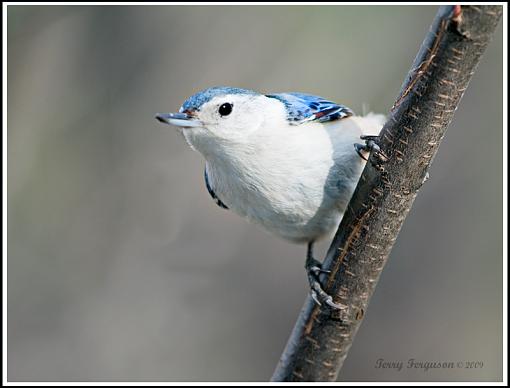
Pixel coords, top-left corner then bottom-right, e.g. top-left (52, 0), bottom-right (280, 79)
top-left (223, 167), bottom-right (344, 242)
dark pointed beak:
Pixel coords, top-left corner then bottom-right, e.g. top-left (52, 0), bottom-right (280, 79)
top-left (155, 112), bottom-right (203, 128)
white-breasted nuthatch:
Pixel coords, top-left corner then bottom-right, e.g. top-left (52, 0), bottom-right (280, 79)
top-left (156, 87), bottom-right (385, 308)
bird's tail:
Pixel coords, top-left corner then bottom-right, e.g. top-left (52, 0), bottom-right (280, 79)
top-left (352, 112), bottom-right (386, 136)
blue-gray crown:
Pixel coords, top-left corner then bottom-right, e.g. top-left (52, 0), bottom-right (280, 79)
top-left (181, 86), bottom-right (258, 112)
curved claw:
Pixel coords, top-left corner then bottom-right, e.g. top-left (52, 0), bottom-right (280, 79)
top-left (311, 291), bottom-right (322, 306)
top-left (354, 143), bottom-right (369, 161)
top-left (325, 296), bottom-right (346, 310)
top-left (310, 265), bottom-right (331, 276)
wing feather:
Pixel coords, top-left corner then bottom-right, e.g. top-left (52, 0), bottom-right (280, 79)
top-left (265, 92), bottom-right (353, 125)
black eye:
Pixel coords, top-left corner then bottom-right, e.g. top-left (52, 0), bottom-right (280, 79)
top-left (218, 103), bottom-right (233, 116)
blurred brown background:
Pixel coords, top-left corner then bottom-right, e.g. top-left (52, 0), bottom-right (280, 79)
top-left (7, 5), bottom-right (503, 382)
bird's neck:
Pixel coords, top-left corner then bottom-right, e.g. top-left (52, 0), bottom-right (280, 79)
top-left (201, 140), bottom-right (258, 178)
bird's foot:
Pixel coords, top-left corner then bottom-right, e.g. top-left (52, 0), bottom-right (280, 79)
top-left (354, 135), bottom-right (388, 169)
top-left (305, 257), bottom-right (345, 310)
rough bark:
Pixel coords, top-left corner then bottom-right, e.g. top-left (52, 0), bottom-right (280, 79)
top-left (271, 5), bottom-right (502, 382)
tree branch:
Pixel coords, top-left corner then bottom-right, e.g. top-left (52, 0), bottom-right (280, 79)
top-left (271, 5), bottom-right (502, 382)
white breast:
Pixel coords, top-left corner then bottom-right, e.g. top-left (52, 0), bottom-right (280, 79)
top-left (205, 115), bottom-right (382, 243)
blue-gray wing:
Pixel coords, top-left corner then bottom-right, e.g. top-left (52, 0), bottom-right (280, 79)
top-left (265, 92), bottom-right (353, 125)
top-left (204, 168), bottom-right (228, 210)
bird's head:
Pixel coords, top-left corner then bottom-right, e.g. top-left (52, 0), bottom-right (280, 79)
top-left (156, 87), bottom-right (285, 155)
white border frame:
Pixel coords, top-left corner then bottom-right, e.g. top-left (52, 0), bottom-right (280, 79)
top-left (2, 2), bottom-right (507, 385)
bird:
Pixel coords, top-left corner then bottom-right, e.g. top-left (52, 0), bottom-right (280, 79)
top-left (155, 86), bottom-right (385, 309)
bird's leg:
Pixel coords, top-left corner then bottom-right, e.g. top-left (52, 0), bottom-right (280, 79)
top-left (354, 135), bottom-right (388, 168)
top-left (305, 242), bottom-right (344, 310)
